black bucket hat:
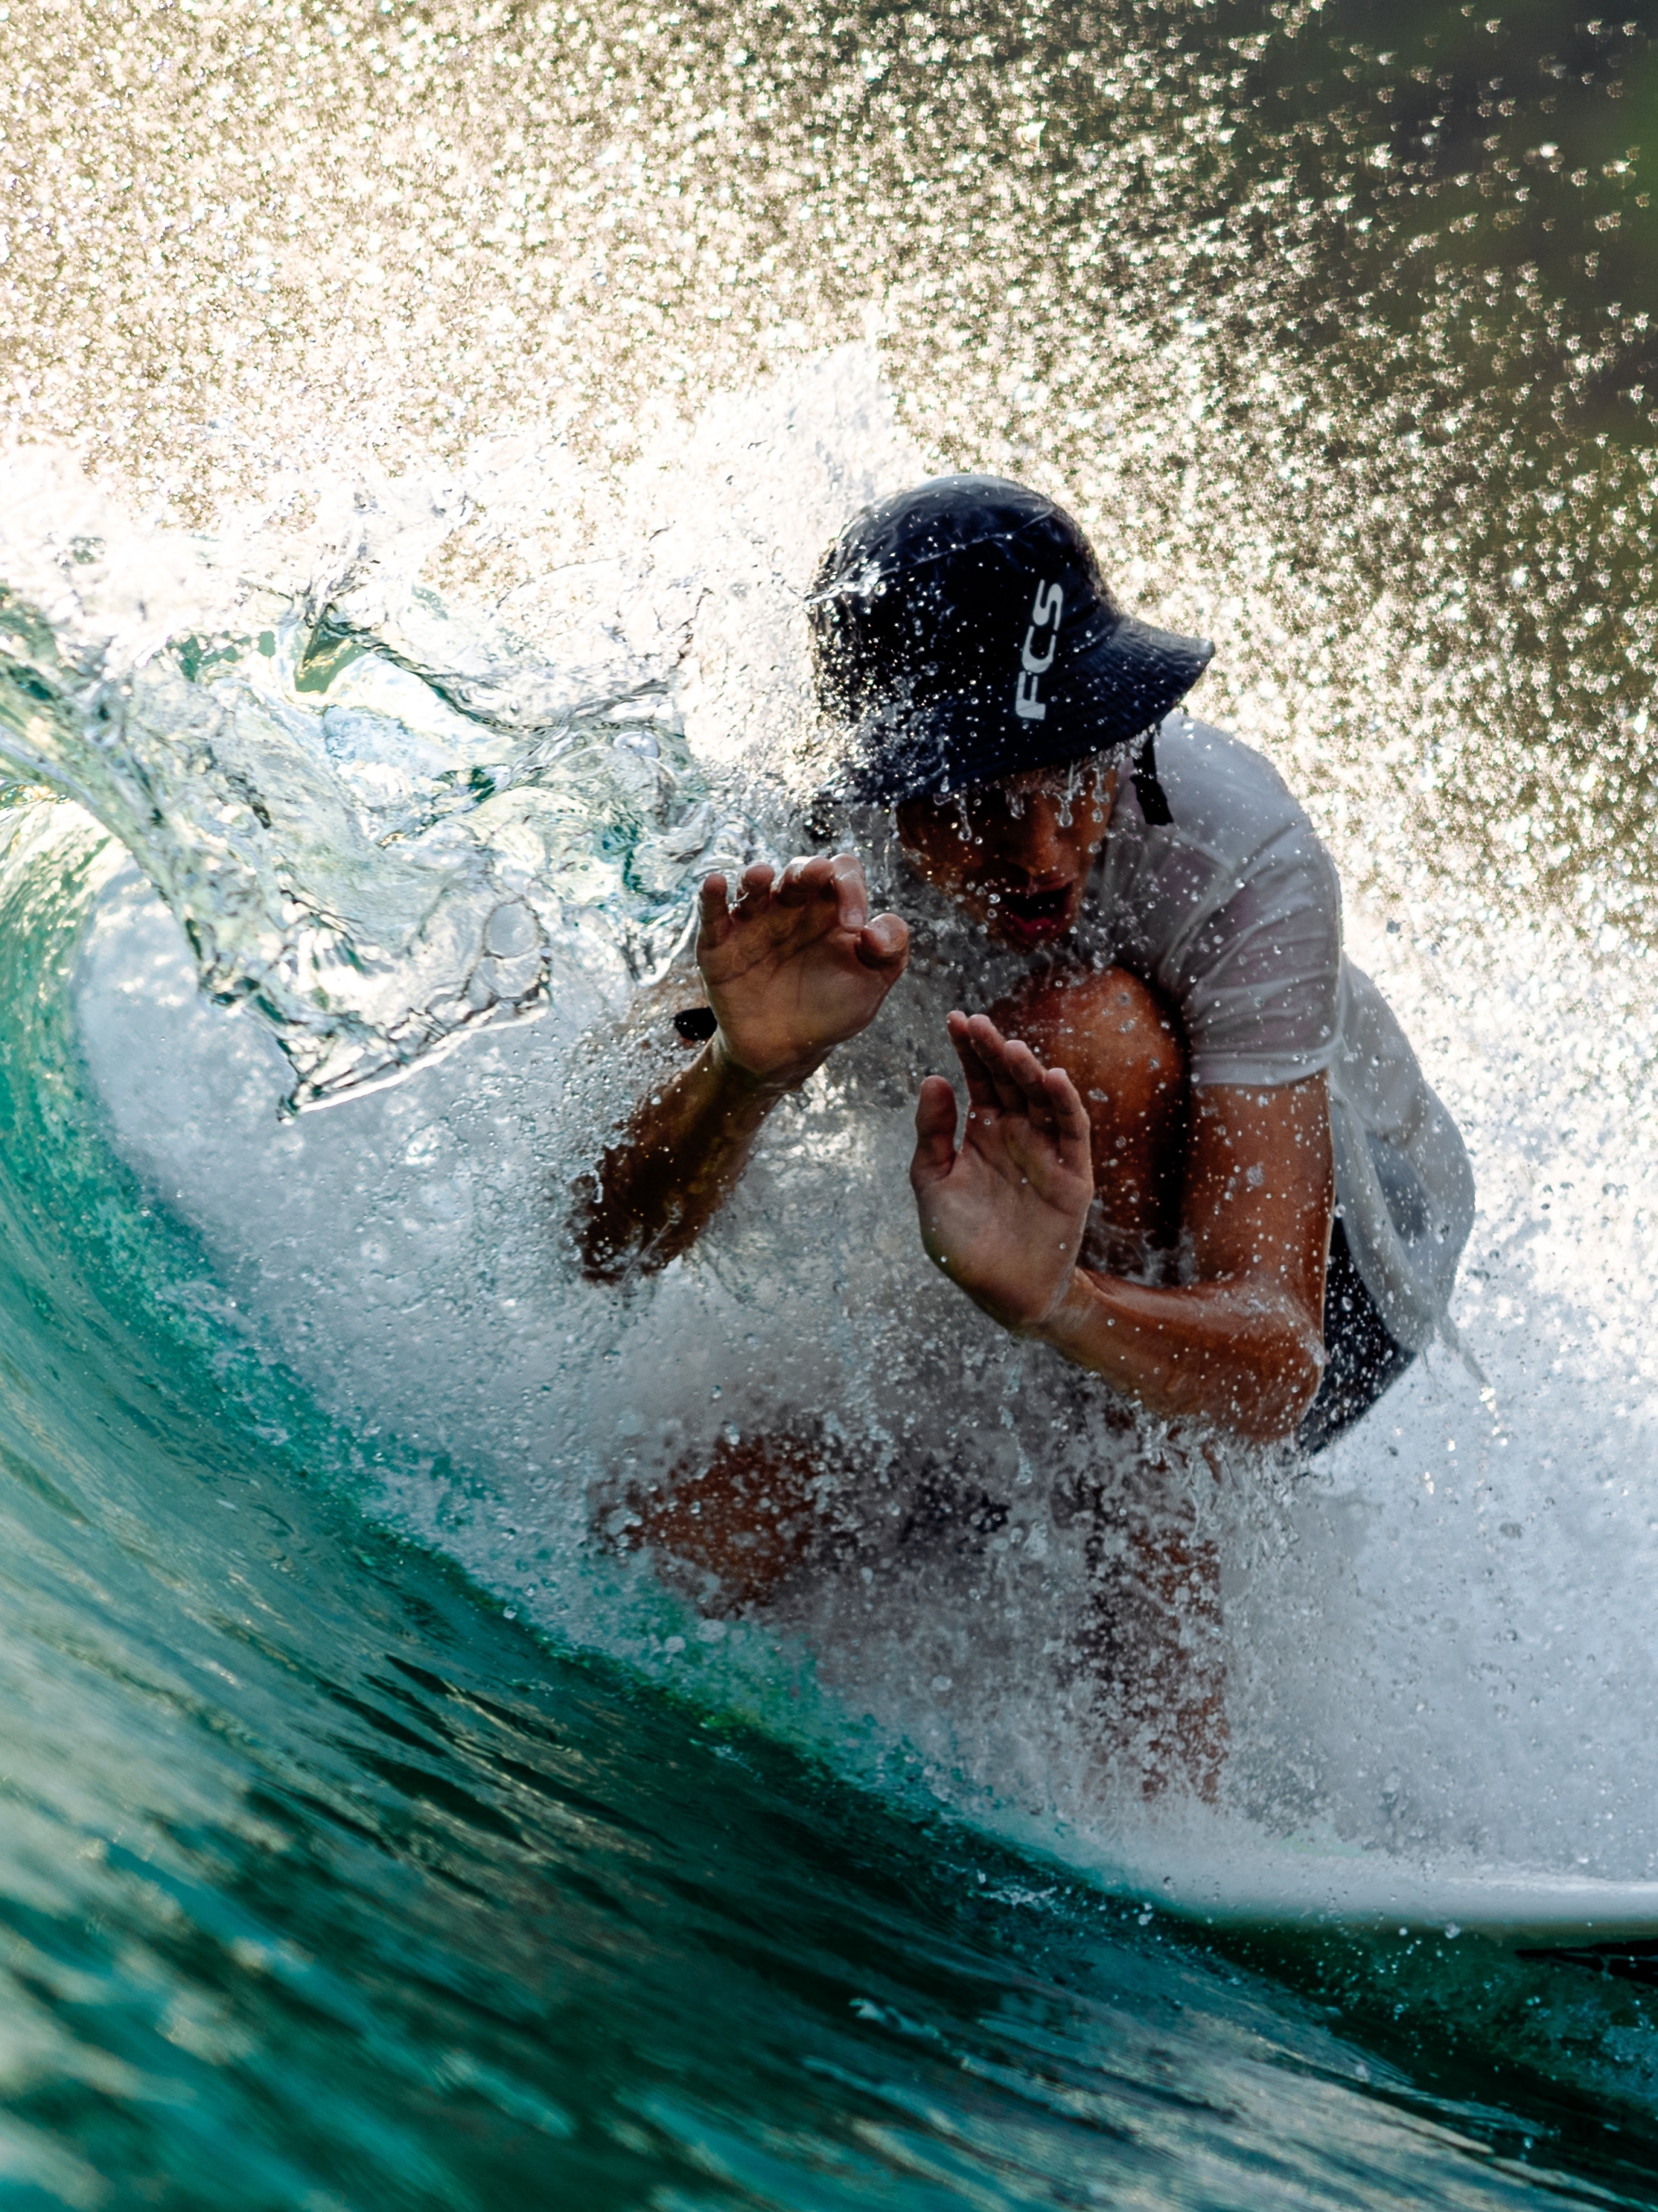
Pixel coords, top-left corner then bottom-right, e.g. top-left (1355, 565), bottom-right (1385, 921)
top-left (807, 474), bottom-right (1213, 805)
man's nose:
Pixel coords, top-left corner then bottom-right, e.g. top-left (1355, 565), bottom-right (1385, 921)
top-left (993, 798), bottom-right (1066, 878)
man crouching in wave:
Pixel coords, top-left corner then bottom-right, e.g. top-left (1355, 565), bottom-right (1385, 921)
top-left (578, 477), bottom-right (1473, 1797)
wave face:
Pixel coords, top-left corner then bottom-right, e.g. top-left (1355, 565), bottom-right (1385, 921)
top-left (23, 347), bottom-right (1658, 1908)
top-left (7, 0), bottom-right (1658, 2197)
top-left (0, 816), bottom-right (1653, 2212)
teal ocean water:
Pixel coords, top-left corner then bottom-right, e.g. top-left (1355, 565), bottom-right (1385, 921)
top-left (9, 0), bottom-right (1658, 2198)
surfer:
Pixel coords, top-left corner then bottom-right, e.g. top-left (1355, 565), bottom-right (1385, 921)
top-left (583, 474), bottom-right (1472, 1450)
top-left (578, 479), bottom-right (1473, 1789)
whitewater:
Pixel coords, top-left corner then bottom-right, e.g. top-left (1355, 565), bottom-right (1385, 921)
top-left (0, 344), bottom-right (1652, 1923)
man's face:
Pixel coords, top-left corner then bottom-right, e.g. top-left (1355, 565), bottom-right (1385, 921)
top-left (895, 761), bottom-right (1118, 951)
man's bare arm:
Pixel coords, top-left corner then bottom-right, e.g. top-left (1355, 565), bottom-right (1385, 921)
top-left (911, 1020), bottom-right (1331, 1441)
top-left (580, 1030), bottom-right (794, 1281)
top-left (580, 854), bottom-right (908, 1280)
top-left (1039, 1079), bottom-right (1331, 1439)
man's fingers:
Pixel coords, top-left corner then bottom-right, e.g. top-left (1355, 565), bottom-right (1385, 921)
top-left (696, 872), bottom-right (733, 945)
top-left (964, 1015), bottom-right (1030, 1118)
top-left (856, 912), bottom-right (910, 972)
top-left (771, 852), bottom-right (866, 925)
top-left (1002, 1037), bottom-right (1065, 1130)
top-left (729, 861), bottom-right (776, 914)
top-left (724, 860), bottom-right (840, 962)
top-left (947, 1011), bottom-right (1001, 1111)
top-left (1042, 1064), bottom-right (1087, 1130)
top-left (960, 1016), bottom-right (1024, 1117)
top-left (828, 852), bottom-right (869, 934)
top-left (910, 1074), bottom-right (959, 1188)
top-left (721, 853), bottom-right (882, 959)
top-left (774, 854), bottom-right (835, 908)
top-left (1043, 1067), bottom-right (1093, 1169)
top-left (952, 1017), bottom-right (1085, 1156)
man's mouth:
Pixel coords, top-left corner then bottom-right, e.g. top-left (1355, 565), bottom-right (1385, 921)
top-left (994, 883), bottom-right (1073, 938)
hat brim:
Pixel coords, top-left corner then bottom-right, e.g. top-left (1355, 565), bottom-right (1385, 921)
top-left (837, 616), bottom-right (1214, 806)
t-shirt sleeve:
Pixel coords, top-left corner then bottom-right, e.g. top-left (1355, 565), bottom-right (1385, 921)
top-left (1173, 826), bottom-right (1342, 1088)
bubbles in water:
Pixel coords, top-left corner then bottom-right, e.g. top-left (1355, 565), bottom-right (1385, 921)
top-left (1, 358), bottom-right (920, 1104)
top-left (31, 347), bottom-right (1658, 1920)
top-left (10, 0), bottom-right (1658, 1918)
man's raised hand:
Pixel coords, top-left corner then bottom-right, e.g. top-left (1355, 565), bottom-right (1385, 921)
top-left (910, 1012), bottom-right (1095, 1334)
top-left (696, 853), bottom-right (910, 1089)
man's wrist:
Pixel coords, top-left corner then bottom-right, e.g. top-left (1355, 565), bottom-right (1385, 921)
top-left (1029, 1265), bottom-right (1102, 1352)
top-left (708, 1030), bottom-right (826, 1099)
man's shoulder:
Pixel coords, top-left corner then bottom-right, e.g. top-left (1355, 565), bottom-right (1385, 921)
top-left (1155, 712), bottom-right (1305, 817)
top-left (1153, 713), bottom-right (1327, 866)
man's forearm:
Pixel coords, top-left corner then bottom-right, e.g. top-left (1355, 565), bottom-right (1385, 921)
top-left (580, 1039), bottom-right (801, 1281)
top-left (1033, 1268), bottom-right (1324, 1442)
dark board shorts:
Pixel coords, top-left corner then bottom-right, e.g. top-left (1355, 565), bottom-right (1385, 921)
top-left (1296, 1217), bottom-right (1416, 1457)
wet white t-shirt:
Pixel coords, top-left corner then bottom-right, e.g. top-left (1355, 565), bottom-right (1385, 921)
top-left (1082, 713), bottom-right (1473, 1352)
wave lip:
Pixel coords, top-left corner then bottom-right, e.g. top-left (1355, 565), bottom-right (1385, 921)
top-left (0, 453), bottom-right (763, 1108)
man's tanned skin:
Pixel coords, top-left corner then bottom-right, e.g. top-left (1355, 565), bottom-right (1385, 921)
top-left (582, 765), bottom-right (1333, 1445)
top-left (583, 852), bottom-right (912, 1277)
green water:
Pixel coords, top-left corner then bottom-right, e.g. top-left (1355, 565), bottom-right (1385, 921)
top-left (7, 0), bottom-right (1658, 2197)
top-left (0, 811), bottom-right (1651, 2208)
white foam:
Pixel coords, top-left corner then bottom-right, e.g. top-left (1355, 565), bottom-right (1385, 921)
top-left (49, 348), bottom-right (1658, 1923)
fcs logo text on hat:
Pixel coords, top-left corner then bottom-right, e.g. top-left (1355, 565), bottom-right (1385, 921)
top-left (1015, 581), bottom-right (1064, 722)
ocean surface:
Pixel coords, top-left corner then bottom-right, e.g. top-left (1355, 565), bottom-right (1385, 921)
top-left (6, 0), bottom-right (1658, 2200)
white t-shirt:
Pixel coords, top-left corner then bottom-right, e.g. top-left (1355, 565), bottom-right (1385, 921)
top-left (1081, 713), bottom-right (1473, 1352)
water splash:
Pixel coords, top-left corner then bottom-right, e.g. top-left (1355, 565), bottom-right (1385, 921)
top-left (0, 350), bottom-right (925, 1105)
top-left (3, 348), bottom-right (1643, 1924)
